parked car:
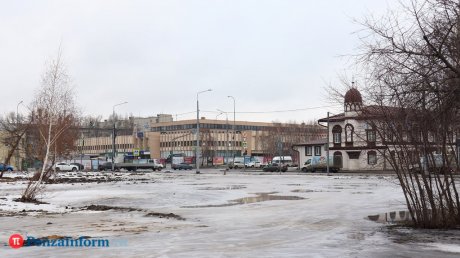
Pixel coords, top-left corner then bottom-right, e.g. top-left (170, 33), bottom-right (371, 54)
top-left (409, 154), bottom-right (456, 174)
top-left (228, 161), bottom-right (244, 169)
top-left (301, 158), bottom-right (339, 173)
top-left (245, 161), bottom-right (262, 168)
top-left (172, 163), bottom-right (193, 170)
top-left (54, 162), bottom-right (79, 172)
top-left (70, 163), bottom-right (85, 171)
top-left (0, 163), bottom-right (14, 171)
top-left (98, 162), bottom-right (119, 171)
top-left (263, 163), bottom-right (287, 172)
top-left (272, 156), bottom-right (294, 167)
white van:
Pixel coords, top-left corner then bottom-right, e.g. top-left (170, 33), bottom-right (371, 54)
top-left (272, 156), bottom-right (293, 167)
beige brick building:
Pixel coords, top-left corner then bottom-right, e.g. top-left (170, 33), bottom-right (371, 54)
top-left (76, 115), bottom-right (326, 164)
top-left (0, 131), bottom-right (24, 170)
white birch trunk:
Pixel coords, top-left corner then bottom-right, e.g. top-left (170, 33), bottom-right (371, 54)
top-left (35, 119), bottom-right (53, 188)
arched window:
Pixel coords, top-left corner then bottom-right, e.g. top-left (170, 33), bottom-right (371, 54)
top-left (368, 151), bottom-right (377, 165)
top-left (332, 125), bottom-right (342, 144)
top-left (345, 124), bottom-right (354, 143)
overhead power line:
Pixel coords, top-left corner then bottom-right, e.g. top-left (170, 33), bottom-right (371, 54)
top-left (202, 104), bottom-right (341, 114)
top-left (173, 104), bottom-right (341, 119)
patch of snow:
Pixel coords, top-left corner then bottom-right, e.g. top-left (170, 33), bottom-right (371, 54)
top-left (425, 243), bottom-right (460, 254)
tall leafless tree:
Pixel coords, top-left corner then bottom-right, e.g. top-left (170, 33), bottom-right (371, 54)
top-left (21, 51), bottom-right (79, 202)
top-left (200, 128), bottom-right (214, 166)
top-left (359, 0), bottom-right (460, 228)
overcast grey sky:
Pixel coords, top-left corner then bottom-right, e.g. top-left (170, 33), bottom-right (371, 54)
top-left (0, 0), bottom-right (398, 123)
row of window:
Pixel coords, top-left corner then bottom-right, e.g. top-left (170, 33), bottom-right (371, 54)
top-left (383, 130), bottom-right (457, 143)
top-left (332, 124), bottom-right (355, 143)
top-left (306, 147), bottom-right (376, 162)
top-left (160, 141), bottom-right (242, 148)
top-left (306, 148), bottom-right (378, 165)
top-left (332, 124), bottom-right (376, 144)
top-left (305, 146), bottom-right (322, 156)
top-left (332, 150), bottom-right (377, 165)
top-left (80, 144), bottom-right (134, 151)
top-left (332, 124), bottom-right (457, 144)
top-left (161, 131), bottom-right (236, 135)
top-left (152, 123), bottom-right (268, 132)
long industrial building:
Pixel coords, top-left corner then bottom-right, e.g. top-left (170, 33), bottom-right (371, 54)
top-left (77, 114), bottom-right (326, 164)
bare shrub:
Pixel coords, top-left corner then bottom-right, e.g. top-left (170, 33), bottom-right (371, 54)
top-left (359, 0), bottom-right (460, 228)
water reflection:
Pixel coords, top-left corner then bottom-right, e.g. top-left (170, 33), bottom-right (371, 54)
top-left (182, 193), bottom-right (305, 208)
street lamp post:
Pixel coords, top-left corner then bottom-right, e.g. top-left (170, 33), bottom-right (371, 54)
top-left (112, 101), bottom-right (128, 171)
top-left (16, 100), bottom-right (23, 170)
top-left (215, 111), bottom-right (223, 165)
top-left (196, 89), bottom-right (212, 174)
top-left (227, 96), bottom-right (236, 162)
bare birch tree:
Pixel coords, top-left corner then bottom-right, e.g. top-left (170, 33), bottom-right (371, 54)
top-left (21, 51), bottom-right (78, 202)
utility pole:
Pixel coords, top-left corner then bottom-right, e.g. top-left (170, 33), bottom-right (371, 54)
top-left (215, 111), bottom-right (223, 165)
top-left (112, 102), bottom-right (128, 171)
top-left (228, 96), bottom-right (236, 162)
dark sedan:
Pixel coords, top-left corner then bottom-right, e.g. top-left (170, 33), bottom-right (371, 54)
top-left (263, 163), bottom-right (287, 172)
top-left (98, 162), bottom-right (119, 171)
top-left (70, 163), bottom-right (85, 171)
top-left (0, 163), bottom-right (14, 171)
top-left (172, 163), bottom-right (193, 170)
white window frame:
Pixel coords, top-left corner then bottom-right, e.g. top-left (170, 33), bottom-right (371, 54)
top-left (314, 146), bottom-right (321, 156)
top-left (305, 146), bottom-right (312, 156)
top-left (368, 151), bottom-right (377, 165)
top-left (367, 130), bottom-right (376, 142)
top-left (333, 133), bottom-right (341, 144)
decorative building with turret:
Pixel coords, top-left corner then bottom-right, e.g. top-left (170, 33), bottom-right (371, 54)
top-left (294, 88), bottom-right (390, 172)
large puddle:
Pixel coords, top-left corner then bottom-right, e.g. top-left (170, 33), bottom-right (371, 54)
top-left (291, 189), bottom-right (340, 193)
top-left (182, 193), bottom-right (305, 208)
top-left (197, 185), bottom-right (246, 190)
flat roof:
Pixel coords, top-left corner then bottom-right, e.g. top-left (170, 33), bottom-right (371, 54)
top-left (292, 138), bottom-right (327, 146)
